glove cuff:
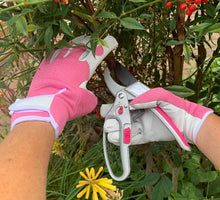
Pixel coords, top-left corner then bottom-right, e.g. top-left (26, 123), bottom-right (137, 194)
top-left (193, 110), bottom-right (214, 144)
top-left (9, 89), bottom-right (67, 138)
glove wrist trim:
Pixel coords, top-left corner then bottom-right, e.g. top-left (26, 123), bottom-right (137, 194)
top-left (9, 89), bottom-right (66, 138)
top-left (11, 115), bottom-right (59, 137)
top-left (193, 110), bottom-right (214, 144)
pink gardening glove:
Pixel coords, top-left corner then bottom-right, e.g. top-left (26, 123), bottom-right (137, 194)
top-left (9, 35), bottom-right (118, 138)
top-left (130, 87), bottom-right (213, 144)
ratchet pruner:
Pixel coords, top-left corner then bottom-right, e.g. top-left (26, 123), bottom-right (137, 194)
top-left (100, 62), bottom-right (191, 181)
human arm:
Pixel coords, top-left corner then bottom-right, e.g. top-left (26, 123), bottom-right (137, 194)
top-left (0, 121), bottom-right (55, 200)
top-left (0, 35), bottom-right (118, 200)
top-left (196, 113), bottom-right (220, 169)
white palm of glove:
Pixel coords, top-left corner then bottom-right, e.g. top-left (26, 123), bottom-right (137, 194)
top-left (104, 109), bottom-right (175, 146)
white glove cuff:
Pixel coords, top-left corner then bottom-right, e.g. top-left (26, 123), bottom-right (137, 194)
top-left (193, 110), bottom-right (214, 144)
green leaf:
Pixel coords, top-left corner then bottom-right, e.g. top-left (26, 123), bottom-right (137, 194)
top-left (216, 2), bottom-right (220, 11)
top-left (7, 14), bottom-right (20, 26)
top-left (183, 43), bottom-right (191, 62)
top-left (206, 23), bottom-right (220, 33)
top-left (96, 11), bottom-right (117, 19)
top-left (129, 0), bottom-right (146, 2)
top-left (204, 3), bottom-right (216, 18)
top-left (20, 8), bottom-right (33, 15)
top-left (0, 12), bottom-right (11, 21)
top-left (120, 17), bottom-right (145, 30)
top-left (44, 26), bottom-right (53, 48)
top-left (170, 192), bottom-right (185, 199)
top-left (169, 18), bottom-right (176, 31)
top-left (45, 47), bottom-right (53, 60)
top-left (192, 22), bottom-right (212, 32)
top-left (152, 176), bottom-right (172, 200)
top-left (180, 181), bottom-right (197, 198)
top-left (27, 24), bottom-right (40, 32)
top-left (139, 173), bottom-right (160, 187)
top-left (61, 21), bottom-right (73, 37)
top-left (166, 40), bottom-right (183, 46)
top-left (183, 155), bottom-right (201, 169)
top-left (56, 39), bottom-right (72, 48)
top-left (199, 170), bottom-right (218, 183)
top-left (98, 38), bottom-right (109, 48)
top-left (165, 85), bottom-right (195, 98)
top-left (15, 16), bottom-right (28, 35)
top-left (74, 9), bottom-right (92, 21)
top-left (208, 176), bottom-right (220, 196)
top-left (4, 0), bottom-right (23, 2)
top-left (185, 39), bottom-right (194, 45)
top-left (90, 32), bottom-right (99, 57)
top-left (152, 182), bottom-right (164, 200)
top-left (162, 176), bottom-right (172, 195)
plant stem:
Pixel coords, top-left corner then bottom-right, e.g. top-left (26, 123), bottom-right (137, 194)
top-left (0, 0), bottom-right (51, 14)
top-left (121, 0), bottom-right (162, 17)
top-left (85, 0), bottom-right (94, 14)
top-left (100, 21), bottom-right (115, 38)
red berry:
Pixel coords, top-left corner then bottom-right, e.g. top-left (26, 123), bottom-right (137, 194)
top-left (54, 0), bottom-right (60, 2)
top-left (186, 8), bottom-right (193, 15)
top-left (62, 0), bottom-right (68, 4)
top-left (202, 0), bottom-right (209, 2)
top-left (180, 3), bottom-right (187, 10)
top-left (166, 1), bottom-right (172, 8)
top-left (194, 0), bottom-right (201, 4)
top-left (186, 0), bottom-right (192, 2)
top-left (188, 4), bottom-right (196, 12)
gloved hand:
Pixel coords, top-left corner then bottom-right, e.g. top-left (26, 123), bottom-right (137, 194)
top-left (105, 87), bottom-right (213, 146)
top-left (9, 35), bottom-right (118, 138)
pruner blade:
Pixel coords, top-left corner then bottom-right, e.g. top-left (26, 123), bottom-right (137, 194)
top-left (104, 67), bottom-right (134, 100)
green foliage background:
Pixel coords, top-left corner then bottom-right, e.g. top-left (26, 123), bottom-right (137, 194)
top-left (0, 0), bottom-right (220, 199)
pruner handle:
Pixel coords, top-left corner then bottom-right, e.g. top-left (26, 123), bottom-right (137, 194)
top-left (103, 91), bottom-right (132, 181)
top-left (103, 124), bottom-right (131, 181)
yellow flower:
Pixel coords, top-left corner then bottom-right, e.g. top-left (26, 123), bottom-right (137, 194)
top-left (76, 167), bottom-right (117, 200)
top-left (51, 138), bottom-right (68, 159)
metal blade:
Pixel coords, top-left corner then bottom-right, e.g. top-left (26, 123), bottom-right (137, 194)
top-left (115, 61), bottom-right (138, 86)
top-left (104, 67), bottom-right (125, 97)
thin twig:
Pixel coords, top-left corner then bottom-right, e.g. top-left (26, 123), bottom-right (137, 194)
top-left (161, 151), bottom-right (179, 192)
top-left (85, 0), bottom-right (94, 14)
top-left (0, 0), bottom-right (51, 14)
top-left (72, 13), bottom-right (94, 33)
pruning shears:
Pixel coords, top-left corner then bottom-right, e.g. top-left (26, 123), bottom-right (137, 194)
top-left (100, 62), bottom-right (191, 181)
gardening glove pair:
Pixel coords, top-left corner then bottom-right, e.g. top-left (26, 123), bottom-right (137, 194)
top-left (105, 87), bottom-right (213, 146)
top-left (9, 35), bottom-right (118, 138)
